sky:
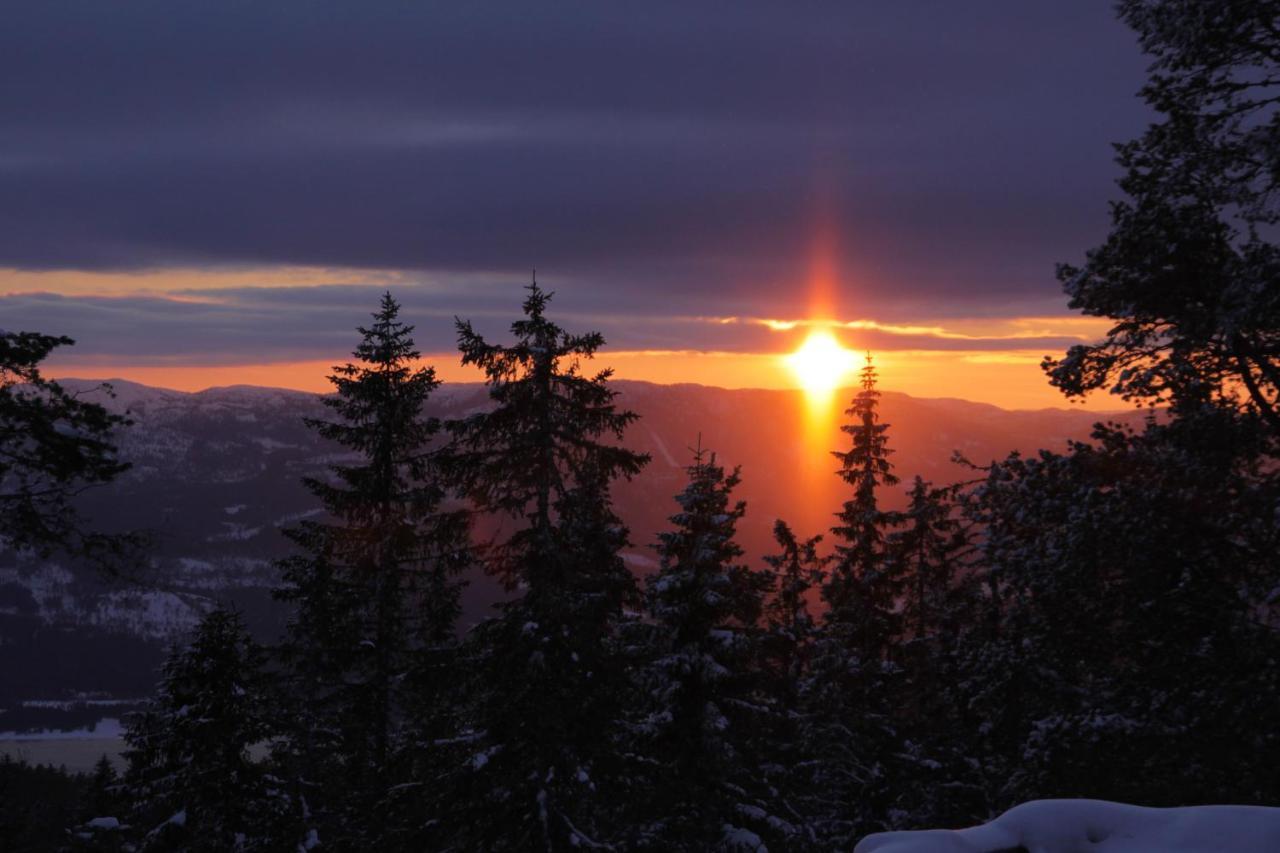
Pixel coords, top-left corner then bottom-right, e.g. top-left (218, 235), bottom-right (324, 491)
top-left (1, 1), bottom-right (1151, 409)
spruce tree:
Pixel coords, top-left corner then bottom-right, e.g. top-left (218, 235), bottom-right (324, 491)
top-left (759, 520), bottom-right (827, 847)
top-left (802, 354), bottom-right (902, 844)
top-left (120, 609), bottom-right (282, 851)
top-left (963, 0), bottom-right (1280, 818)
top-left (272, 292), bottom-right (471, 848)
top-left (761, 520), bottom-right (825, 710)
top-left (634, 447), bottom-right (784, 851)
top-left (892, 478), bottom-right (971, 646)
top-left (440, 281), bottom-right (648, 850)
top-left (885, 478), bottom-right (984, 827)
top-left (68, 756), bottom-right (127, 851)
top-left (957, 409), bottom-right (1280, 811)
top-left (87, 755), bottom-right (123, 821)
top-left (826, 355), bottom-right (902, 657)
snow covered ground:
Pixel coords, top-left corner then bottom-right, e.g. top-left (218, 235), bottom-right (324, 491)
top-left (855, 800), bottom-right (1280, 853)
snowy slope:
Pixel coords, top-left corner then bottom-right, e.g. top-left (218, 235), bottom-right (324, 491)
top-left (855, 799), bottom-right (1280, 853)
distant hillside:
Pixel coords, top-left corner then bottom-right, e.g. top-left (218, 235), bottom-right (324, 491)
top-left (0, 378), bottom-right (1137, 726)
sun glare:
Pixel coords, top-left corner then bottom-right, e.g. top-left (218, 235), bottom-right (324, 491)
top-left (785, 330), bottom-right (857, 398)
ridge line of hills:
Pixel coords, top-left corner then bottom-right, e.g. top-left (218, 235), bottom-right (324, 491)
top-left (3, 376), bottom-right (1141, 729)
top-left (55, 375), bottom-right (1131, 417)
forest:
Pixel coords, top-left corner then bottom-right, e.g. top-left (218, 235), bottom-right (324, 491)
top-left (1, 266), bottom-right (1277, 852)
top-left (1, 1), bottom-right (1279, 850)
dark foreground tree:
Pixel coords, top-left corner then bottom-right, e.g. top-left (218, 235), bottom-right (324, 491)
top-left (440, 281), bottom-right (649, 850)
top-left (121, 609), bottom-right (284, 851)
top-left (761, 520), bottom-right (825, 715)
top-left (67, 755), bottom-right (129, 851)
top-left (0, 330), bottom-right (140, 569)
top-left (886, 478), bottom-right (984, 827)
top-left (273, 293), bottom-right (471, 848)
top-left (802, 355), bottom-right (904, 845)
top-left (633, 447), bottom-right (785, 851)
top-left (826, 355), bottom-right (902, 660)
top-left (1047, 0), bottom-right (1280, 435)
top-left (757, 520), bottom-right (827, 846)
top-left (1, 756), bottom-right (95, 852)
top-left (958, 408), bottom-right (1280, 810)
top-left (1015, 0), bottom-right (1280, 812)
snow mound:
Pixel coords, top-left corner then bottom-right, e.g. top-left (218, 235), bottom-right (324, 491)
top-left (854, 799), bottom-right (1280, 853)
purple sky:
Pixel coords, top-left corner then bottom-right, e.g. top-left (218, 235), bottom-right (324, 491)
top-left (0, 1), bottom-right (1151, 366)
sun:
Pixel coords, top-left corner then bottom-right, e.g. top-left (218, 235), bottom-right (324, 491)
top-left (785, 330), bottom-right (858, 397)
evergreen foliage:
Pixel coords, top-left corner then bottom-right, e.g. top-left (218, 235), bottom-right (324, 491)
top-left (120, 608), bottom-right (282, 851)
top-left (272, 292), bottom-right (471, 848)
top-left (440, 281), bottom-right (649, 850)
top-left (761, 520), bottom-right (825, 712)
top-left (15, 3), bottom-right (1280, 851)
top-left (886, 479), bottom-right (984, 828)
top-left (994, 0), bottom-right (1280, 813)
top-left (757, 520), bottom-right (826, 848)
top-left (1046, 0), bottom-right (1280, 434)
top-left (87, 754), bottom-right (124, 821)
top-left (634, 447), bottom-right (783, 850)
top-left (91, 103), bottom-right (1280, 842)
top-left (799, 357), bottom-right (904, 845)
top-left (891, 478), bottom-right (971, 646)
top-left (957, 407), bottom-right (1280, 809)
top-left (0, 756), bottom-right (94, 853)
top-left (67, 755), bottom-right (129, 851)
top-left (827, 356), bottom-right (903, 659)
top-left (0, 329), bottom-right (140, 570)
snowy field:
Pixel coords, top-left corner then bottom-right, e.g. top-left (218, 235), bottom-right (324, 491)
top-left (855, 799), bottom-right (1280, 853)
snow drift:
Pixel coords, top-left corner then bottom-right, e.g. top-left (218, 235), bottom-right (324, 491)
top-left (854, 799), bottom-right (1280, 853)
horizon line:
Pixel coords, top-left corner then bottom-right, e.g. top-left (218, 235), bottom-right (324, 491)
top-left (50, 373), bottom-right (1134, 417)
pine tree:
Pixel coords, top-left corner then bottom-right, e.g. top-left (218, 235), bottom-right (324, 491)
top-left (827, 355), bottom-right (902, 659)
top-left (759, 520), bottom-right (827, 847)
top-left (68, 755), bottom-right (127, 851)
top-left (2, 757), bottom-right (96, 851)
top-left (950, 0), bottom-right (1280, 820)
top-left (957, 408), bottom-right (1280, 810)
top-left (87, 755), bottom-right (123, 821)
top-left (892, 478), bottom-right (971, 647)
top-left (272, 292), bottom-right (471, 848)
top-left (885, 478), bottom-right (984, 827)
top-left (440, 281), bottom-right (649, 850)
top-left (761, 520), bottom-right (825, 710)
top-left (120, 609), bottom-right (283, 851)
top-left (802, 354), bottom-right (903, 844)
top-left (0, 329), bottom-right (141, 571)
top-left (633, 446), bottom-right (783, 851)
top-left (1045, 0), bottom-right (1280, 435)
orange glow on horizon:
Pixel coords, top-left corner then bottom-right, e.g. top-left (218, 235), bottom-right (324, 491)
top-left (783, 330), bottom-right (854, 519)
top-left (784, 331), bottom-right (859, 401)
top-left (46, 348), bottom-right (1123, 411)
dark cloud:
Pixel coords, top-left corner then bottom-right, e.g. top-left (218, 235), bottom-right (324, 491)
top-left (0, 286), bottom-right (1094, 366)
top-left (1, 1), bottom-right (1150, 321)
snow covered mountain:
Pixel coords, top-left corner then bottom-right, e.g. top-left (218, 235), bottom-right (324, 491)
top-left (0, 378), bottom-right (1129, 726)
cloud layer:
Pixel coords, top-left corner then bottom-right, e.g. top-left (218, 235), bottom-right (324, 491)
top-left (1, 284), bottom-right (1102, 368)
top-left (1, 1), bottom-right (1149, 332)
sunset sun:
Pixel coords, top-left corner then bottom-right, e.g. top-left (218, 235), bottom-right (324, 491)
top-left (785, 330), bottom-right (858, 397)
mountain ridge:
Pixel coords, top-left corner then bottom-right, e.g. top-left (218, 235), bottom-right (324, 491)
top-left (54, 375), bottom-right (1130, 417)
top-left (2, 377), bottom-right (1144, 728)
